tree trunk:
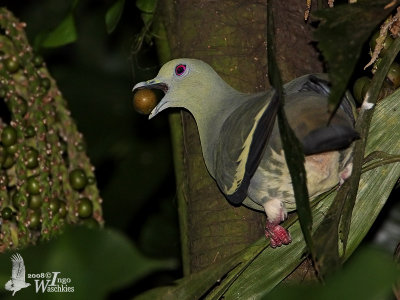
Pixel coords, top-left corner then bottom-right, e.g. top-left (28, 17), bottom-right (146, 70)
top-left (156, 0), bottom-right (323, 275)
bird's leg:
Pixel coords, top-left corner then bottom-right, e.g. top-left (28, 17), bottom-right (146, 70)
top-left (263, 198), bottom-right (291, 248)
top-left (339, 162), bottom-right (353, 186)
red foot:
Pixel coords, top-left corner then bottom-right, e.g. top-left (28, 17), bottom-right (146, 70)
top-left (339, 163), bottom-right (353, 186)
top-left (265, 222), bottom-right (291, 248)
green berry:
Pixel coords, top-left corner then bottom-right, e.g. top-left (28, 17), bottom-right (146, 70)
top-left (26, 176), bottom-right (40, 195)
top-left (1, 126), bottom-right (17, 146)
top-left (78, 198), bottom-right (92, 218)
top-left (18, 99), bottom-right (28, 116)
top-left (49, 198), bottom-right (60, 213)
top-left (6, 144), bottom-right (18, 155)
top-left (386, 62), bottom-right (400, 88)
top-left (44, 105), bottom-right (54, 116)
top-left (1, 207), bottom-right (12, 220)
top-left (1, 173), bottom-right (8, 186)
top-left (369, 31), bottom-right (393, 56)
top-left (28, 211), bottom-right (41, 229)
top-left (0, 88), bottom-right (6, 98)
top-left (353, 76), bottom-right (371, 103)
top-left (2, 155), bottom-right (15, 169)
top-left (38, 87), bottom-right (46, 95)
top-left (76, 142), bottom-right (85, 152)
top-left (40, 77), bottom-right (51, 90)
top-left (59, 201), bottom-right (67, 218)
top-left (69, 168), bottom-right (87, 190)
top-left (87, 176), bottom-right (96, 185)
top-left (33, 55), bottom-right (43, 67)
top-left (12, 191), bottom-right (26, 208)
top-left (25, 148), bottom-right (39, 169)
top-left (5, 57), bottom-right (19, 73)
top-left (28, 194), bottom-right (42, 209)
top-left (9, 96), bottom-right (27, 116)
top-left (25, 126), bottom-right (36, 138)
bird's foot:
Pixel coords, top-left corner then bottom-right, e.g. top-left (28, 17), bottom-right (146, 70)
top-left (265, 221), bottom-right (291, 248)
top-left (339, 162), bottom-right (353, 186)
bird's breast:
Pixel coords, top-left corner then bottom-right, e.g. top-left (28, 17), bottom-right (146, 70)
top-left (247, 146), bottom-right (348, 211)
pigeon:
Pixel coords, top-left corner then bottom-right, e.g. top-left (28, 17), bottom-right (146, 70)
top-left (133, 58), bottom-right (358, 247)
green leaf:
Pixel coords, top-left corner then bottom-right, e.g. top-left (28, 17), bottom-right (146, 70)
top-left (141, 13), bottom-right (154, 28)
top-left (344, 35), bottom-right (400, 265)
top-left (312, 17), bottom-right (400, 277)
top-left (312, 0), bottom-right (396, 113)
top-left (136, 0), bottom-right (157, 13)
top-left (268, 246), bottom-right (398, 300)
top-left (105, 0), bottom-right (126, 34)
top-left (0, 227), bottom-right (174, 300)
top-left (40, 13), bottom-right (77, 48)
top-left (136, 0), bottom-right (157, 27)
top-left (71, 0), bottom-right (80, 10)
top-left (362, 151), bottom-right (400, 172)
top-left (135, 253), bottom-right (241, 299)
top-left (267, 0), bottom-right (314, 254)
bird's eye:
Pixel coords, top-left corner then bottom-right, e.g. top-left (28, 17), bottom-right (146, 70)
top-left (175, 64), bottom-right (187, 76)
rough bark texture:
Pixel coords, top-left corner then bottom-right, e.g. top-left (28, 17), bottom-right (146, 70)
top-left (159, 0), bottom-right (323, 274)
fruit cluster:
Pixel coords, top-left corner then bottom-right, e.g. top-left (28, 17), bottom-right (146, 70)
top-left (0, 8), bottom-right (103, 251)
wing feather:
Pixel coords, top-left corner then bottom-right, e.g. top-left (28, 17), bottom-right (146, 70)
top-left (214, 90), bottom-right (278, 204)
top-left (11, 253), bottom-right (25, 281)
top-left (213, 74), bottom-right (358, 205)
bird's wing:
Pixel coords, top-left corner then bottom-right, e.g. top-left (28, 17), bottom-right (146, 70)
top-left (284, 73), bottom-right (330, 97)
top-left (285, 75), bottom-right (359, 155)
top-left (10, 254), bottom-right (26, 281)
top-left (214, 90), bottom-right (279, 205)
top-left (213, 74), bottom-right (358, 205)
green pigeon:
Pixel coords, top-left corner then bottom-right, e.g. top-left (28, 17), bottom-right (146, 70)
top-left (133, 59), bottom-right (358, 248)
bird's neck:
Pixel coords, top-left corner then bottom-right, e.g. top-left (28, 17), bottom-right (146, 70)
top-left (193, 87), bottom-right (248, 178)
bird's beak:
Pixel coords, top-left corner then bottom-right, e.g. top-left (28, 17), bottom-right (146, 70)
top-left (132, 78), bottom-right (169, 120)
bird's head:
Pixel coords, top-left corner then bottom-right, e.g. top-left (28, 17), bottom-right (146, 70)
top-left (132, 58), bottom-right (233, 119)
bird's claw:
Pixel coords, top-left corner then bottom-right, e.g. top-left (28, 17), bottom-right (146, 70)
top-left (265, 222), bottom-right (291, 248)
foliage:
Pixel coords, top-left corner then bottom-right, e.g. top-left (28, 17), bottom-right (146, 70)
top-left (312, 0), bottom-right (400, 277)
top-left (0, 227), bottom-right (175, 299)
top-left (268, 246), bottom-right (397, 300)
top-left (313, 0), bottom-right (397, 112)
top-left (34, 0), bottom-right (79, 49)
top-left (105, 0), bottom-right (126, 34)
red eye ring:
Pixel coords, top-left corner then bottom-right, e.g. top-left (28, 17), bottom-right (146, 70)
top-left (175, 64), bottom-right (187, 76)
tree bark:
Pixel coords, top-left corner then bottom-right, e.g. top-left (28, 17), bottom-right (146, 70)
top-left (157, 0), bottom-right (323, 275)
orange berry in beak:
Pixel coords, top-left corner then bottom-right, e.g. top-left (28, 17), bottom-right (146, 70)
top-left (133, 89), bottom-right (157, 115)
